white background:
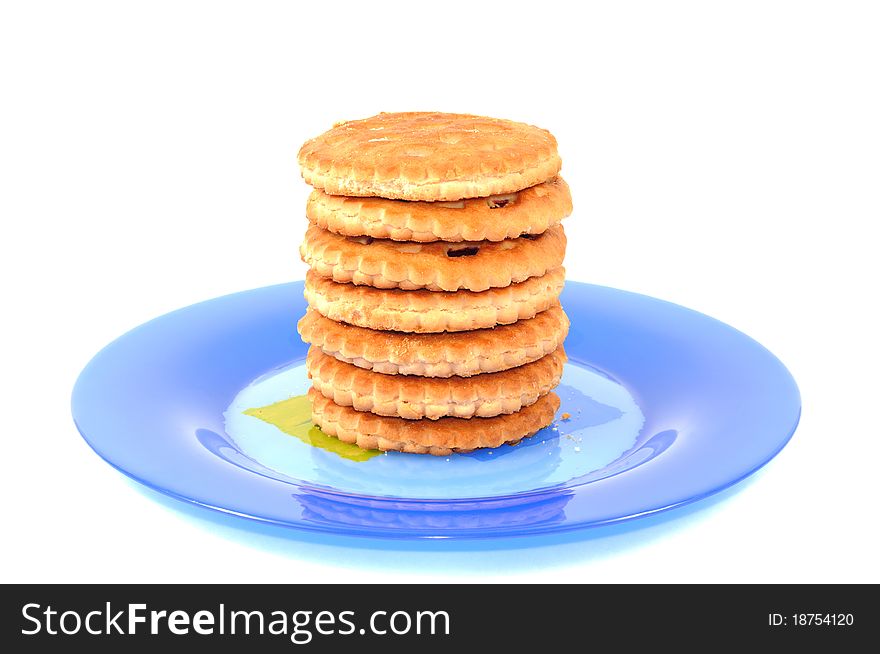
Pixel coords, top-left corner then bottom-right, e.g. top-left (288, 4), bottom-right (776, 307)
top-left (1, 1), bottom-right (878, 583)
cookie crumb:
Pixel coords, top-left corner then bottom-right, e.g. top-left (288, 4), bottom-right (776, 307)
top-left (561, 412), bottom-right (571, 420)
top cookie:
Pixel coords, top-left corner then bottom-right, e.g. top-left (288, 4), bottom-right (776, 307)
top-left (298, 112), bottom-right (562, 201)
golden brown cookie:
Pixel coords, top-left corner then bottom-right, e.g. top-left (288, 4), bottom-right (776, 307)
top-left (309, 388), bottom-right (561, 455)
top-left (298, 112), bottom-right (562, 201)
top-left (306, 346), bottom-right (566, 420)
top-left (298, 304), bottom-right (569, 377)
top-left (306, 177), bottom-right (572, 243)
top-left (300, 223), bottom-right (566, 292)
top-left (303, 267), bottom-right (565, 333)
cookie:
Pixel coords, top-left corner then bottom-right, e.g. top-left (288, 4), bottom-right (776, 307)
top-left (303, 267), bottom-right (565, 333)
top-left (300, 223), bottom-right (566, 292)
top-left (306, 346), bottom-right (566, 420)
top-left (306, 177), bottom-right (572, 243)
top-left (298, 303), bottom-right (569, 377)
top-left (309, 388), bottom-right (561, 455)
top-left (298, 112), bottom-right (562, 201)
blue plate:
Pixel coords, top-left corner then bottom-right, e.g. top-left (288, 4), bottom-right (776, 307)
top-left (71, 282), bottom-right (800, 539)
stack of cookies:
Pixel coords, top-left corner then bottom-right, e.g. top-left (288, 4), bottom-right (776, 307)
top-left (296, 112), bottom-right (571, 456)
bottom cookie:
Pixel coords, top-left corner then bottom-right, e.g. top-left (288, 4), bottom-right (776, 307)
top-left (308, 387), bottom-right (560, 456)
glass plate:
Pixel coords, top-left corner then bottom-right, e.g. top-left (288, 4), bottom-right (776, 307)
top-left (71, 282), bottom-right (800, 539)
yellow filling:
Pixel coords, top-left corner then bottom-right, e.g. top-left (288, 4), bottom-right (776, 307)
top-left (245, 394), bottom-right (381, 462)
